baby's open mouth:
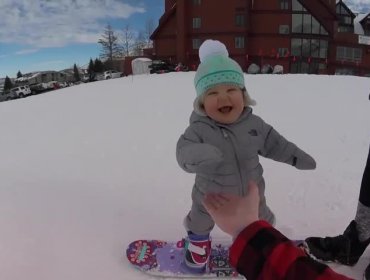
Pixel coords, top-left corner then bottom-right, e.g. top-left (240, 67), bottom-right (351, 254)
top-left (218, 106), bottom-right (232, 113)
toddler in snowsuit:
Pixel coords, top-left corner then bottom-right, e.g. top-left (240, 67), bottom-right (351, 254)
top-left (176, 39), bottom-right (316, 272)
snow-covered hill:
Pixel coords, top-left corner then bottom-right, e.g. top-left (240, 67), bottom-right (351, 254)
top-left (0, 72), bottom-right (369, 279)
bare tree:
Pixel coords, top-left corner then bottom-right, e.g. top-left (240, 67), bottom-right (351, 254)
top-left (122, 24), bottom-right (135, 57)
top-left (144, 18), bottom-right (155, 48)
top-left (132, 30), bottom-right (146, 56)
top-left (98, 24), bottom-right (122, 66)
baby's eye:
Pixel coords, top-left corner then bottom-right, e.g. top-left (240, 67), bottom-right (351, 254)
top-left (227, 88), bottom-right (237, 92)
top-left (207, 91), bottom-right (218, 96)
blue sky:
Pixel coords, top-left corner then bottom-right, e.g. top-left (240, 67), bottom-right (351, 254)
top-left (0, 0), bottom-right (369, 78)
top-left (0, 0), bottom-right (164, 78)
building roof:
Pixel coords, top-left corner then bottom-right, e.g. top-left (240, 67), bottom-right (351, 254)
top-left (150, 2), bottom-right (176, 40)
top-left (132, 57), bottom-right (152, 62)
top-left (336, 0), bottom-right (357, 18)
top-left (359, 13), bottom-right (370, 25)
top-left (354, 13), bottom-right (368, 34)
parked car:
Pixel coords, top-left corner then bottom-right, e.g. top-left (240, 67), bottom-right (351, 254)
top-left (58, 82), bottom-right (69, 88)
top-left (10, 85), bottom-right (32, 98)
top-left (174, 62), bottom-right (189, 72)
top-left (103, 70), bottom-right (122, 79)
top-left (95, 73), bottom-right (105, 81)
top-left (29, 83), bottom-right (51, 94)
top-left (81, 74), bottom-right (90, 83)
top-left (149, 60), bottom-right (175, 74)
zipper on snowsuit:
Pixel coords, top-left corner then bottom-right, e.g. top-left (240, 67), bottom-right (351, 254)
top-left (220, 128), bottom-right (245, 196)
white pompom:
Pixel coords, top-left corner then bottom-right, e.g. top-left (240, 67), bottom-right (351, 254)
top-left (199, 39), bottom-right (229, 62)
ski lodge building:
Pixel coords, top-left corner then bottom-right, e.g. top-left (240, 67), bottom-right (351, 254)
top-left (150, 0), bottom-right (370, 76)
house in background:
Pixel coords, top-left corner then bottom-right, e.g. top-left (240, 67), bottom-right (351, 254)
top-left (150, 0), bottom-right (370, 76)
top-left (0, 78), bottom-right (5, 94)
top-left (15, 70), bottom-right (75, 85)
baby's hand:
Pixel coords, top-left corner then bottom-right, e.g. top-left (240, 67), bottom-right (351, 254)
top-left (293, 150), bottom-right (316, 170)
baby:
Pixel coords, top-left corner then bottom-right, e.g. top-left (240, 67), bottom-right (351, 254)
top-left (176, 39), bottom-right (316, 272)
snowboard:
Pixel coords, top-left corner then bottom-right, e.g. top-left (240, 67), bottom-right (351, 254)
top-left (126, 239), bottom-right (243, 278)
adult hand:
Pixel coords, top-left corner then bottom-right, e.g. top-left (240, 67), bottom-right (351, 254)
top-left (202, 181), bottom-right (260, 239)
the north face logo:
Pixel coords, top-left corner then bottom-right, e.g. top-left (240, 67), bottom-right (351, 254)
top-left (248, 129), bottom-right (258, 136)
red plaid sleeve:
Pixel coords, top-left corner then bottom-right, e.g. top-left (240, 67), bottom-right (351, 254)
top-left (229, 221), bottom-right (353, 280)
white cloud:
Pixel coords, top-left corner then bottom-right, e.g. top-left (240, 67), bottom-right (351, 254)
top-left (0, 0), bottom-right (146, 48)
top-left (15, 49), bottom-right (39, 55)
top-left (344, 0), bottom-right (370, 13)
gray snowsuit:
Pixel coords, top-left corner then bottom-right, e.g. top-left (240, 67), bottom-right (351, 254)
top-left (177, 107), bottom-right (316, 235)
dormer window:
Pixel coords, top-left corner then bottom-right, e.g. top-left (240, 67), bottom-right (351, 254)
top-left (360, 14), bottom-right (370, 36)
top-left (336, 0), bottom-right (355, 33)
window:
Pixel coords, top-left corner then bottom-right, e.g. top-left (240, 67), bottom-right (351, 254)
top-left (192, 0), bottom-right (201, 5)
top-left (320, 40), bottom-right (328, 58)
top-left (344, 16), bottom-right (352, 25)
top-left (291, 38), bottom-right (328, 59)
top-left (292, 14), bottom-right (302, 33)
top-left (278, 48), bottom-right (289, 57)
top-left (320, 25), bottom-right (328, 35)
top-left (291, 38), bottom-right (302, 56)
top-left (291, 39), bottom-right (302, 56)
top-left (193, 17), bottom-right (201, 29)
top-left (335, 68), bottom-right (357, 75)
top-left (354, 48), bottom-right (363, 61)
top-left (311, 39), bottom-right (320, 58)
top-left (192, 39), bottom-right (202, 49)
top-left (291, 61), bottom-right (320, 74)
top-left (235, 14), bottom-right (246, 27)
top-left (292, 13), bottom-right (328, 35)
top-left (280, 0), bottom-right (289, 10)
top-left (312, 17), bottom-right (320, 34)
top-left (338, 26), bottom-right (354, 33)
top-left (336, 46), bottom-right (362, 62)
top-left (235, 37), bottom-right (245, 48)
top-left (302, 39), bottom-right (310, 57)
top-left (292, 0), bottom-right (305, 11)
top-left (279, 25), bottom-right (290, 34)
top-left (303, 14), bottom-right (311, 33)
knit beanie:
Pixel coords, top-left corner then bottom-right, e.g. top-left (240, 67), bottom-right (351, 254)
top-left (193, 39), bottom-right (256, 115)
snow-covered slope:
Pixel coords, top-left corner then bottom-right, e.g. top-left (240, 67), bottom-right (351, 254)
top-left (0, 73), bottom-right (369, 279)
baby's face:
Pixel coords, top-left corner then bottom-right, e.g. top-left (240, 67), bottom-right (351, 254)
top-left (203, 84), bottom-right (244, 124)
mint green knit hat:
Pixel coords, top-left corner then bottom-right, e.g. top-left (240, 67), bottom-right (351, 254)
top-left (193, 40), bottom-right (256, 115)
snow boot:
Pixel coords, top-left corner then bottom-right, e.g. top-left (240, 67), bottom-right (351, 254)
top-left (184, 232), bottom-right (211, 273)
top-left (305, 220), bottom-right (370, 265)
top-left (365, 262), bottom-right (370, 280)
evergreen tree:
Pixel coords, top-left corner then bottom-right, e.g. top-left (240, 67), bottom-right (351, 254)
top-left (88, 58), bottom-right (95, 81)
top-left (98, 24), bottom-right (122, 66)
top-left (17, 70), bottom-right (23, 78)
top-left (94, 58), bottom-right (105, 73)
top-left (73, 64), bottom-right (81, 82)
top-left (4, 76), bottom-right (13, 91)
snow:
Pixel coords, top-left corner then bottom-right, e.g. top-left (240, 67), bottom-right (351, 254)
top-left (354, 13), bottom-right (368, 35)
top-left (0, 72), bottom-right (369, 280)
